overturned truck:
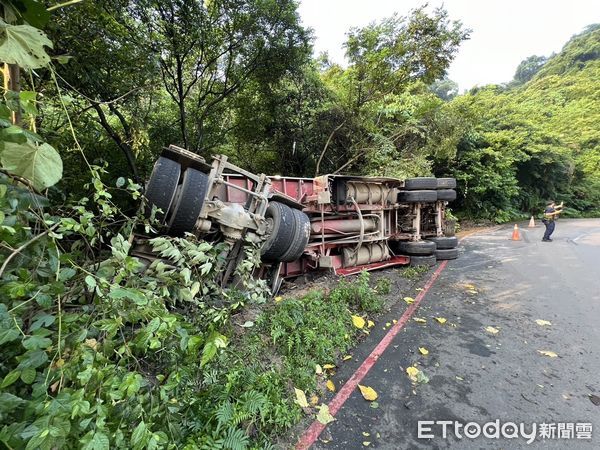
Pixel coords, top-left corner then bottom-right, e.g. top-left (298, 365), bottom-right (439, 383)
top-left (134, 145), bottom-right (459, 292)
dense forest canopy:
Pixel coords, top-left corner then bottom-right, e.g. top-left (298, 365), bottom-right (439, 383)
top-left (3, 2), bottom-right (596, 220)
top-left (0, 2), bottom-right (598, 448)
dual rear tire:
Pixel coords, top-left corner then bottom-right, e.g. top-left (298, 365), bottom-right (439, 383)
top-left (261, 202), bottom-right (310, 263)
top-left (398, 177), bottom-right (457, 203)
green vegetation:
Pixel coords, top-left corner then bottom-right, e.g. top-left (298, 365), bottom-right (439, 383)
top-left (442, 24), bottom-right (600, 220)
top-left (400, 265), bottom-right (430, 280)
top-left (0, 0), bottom-right (598, 447)
top-left (0, 177), bottom-right (383, 448)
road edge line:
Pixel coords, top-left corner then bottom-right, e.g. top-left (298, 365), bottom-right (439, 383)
top-left (295, 260), bottom-right (449, 449)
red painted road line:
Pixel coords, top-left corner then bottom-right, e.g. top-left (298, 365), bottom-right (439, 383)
top-left (295, 260), bottom-right (449, 449)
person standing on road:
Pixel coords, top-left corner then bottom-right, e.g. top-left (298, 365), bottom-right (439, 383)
top-left (542, 201), bottom-right (564, 242)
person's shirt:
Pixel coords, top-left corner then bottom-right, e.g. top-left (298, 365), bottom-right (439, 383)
top-left (544, 206), bottom-right (556, 221)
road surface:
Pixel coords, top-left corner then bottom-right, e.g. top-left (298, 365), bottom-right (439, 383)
top-left (307, 219), bottom-right (600, 449)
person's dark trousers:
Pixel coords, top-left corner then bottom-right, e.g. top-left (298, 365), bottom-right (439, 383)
top-left (543, 221), bottom-right (555, 240)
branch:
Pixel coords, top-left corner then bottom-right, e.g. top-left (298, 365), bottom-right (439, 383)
top-left (0, 224), bottom-right (59, 279)
top-left (315, 122), bottom-right (345, 177)
top-left (91, 103), bottom-right (140, 181)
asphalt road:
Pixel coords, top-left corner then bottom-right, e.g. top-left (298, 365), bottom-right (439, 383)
top-left (309, 218), bottom-right (600, 449)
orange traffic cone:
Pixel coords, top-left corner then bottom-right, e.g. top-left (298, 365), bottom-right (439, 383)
top-left (511, 224), bottom-right (521, 241)
top-left (528, 216), bottom-right (535, 228)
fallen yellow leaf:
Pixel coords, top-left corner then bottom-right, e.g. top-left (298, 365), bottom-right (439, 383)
top-left (538, 350), bottom-right (558, 358)
top-left (323, 364), bottom-right (335, 370)
top-left (393, 319), bottom-right (398, 324)
top-left (367, 320), bottom-right (375, 328)
top-left (358, 384), bottom-right (378, 401)
top-left (343, 355), bottom-right (352, 361)
top-left (326, 380), bottom-right (336, 392)
top-left (413, 317), bottom-right (427, 323)
top-left (485, 326), bottom-right (499, 335)
top-left (467, 289), bottom-right (478, 294)
top-left (406, 366), bottom-right (420, 382)
top-left (419, 347), bottom-right (429, 355)
top-left (315, 364), bottom-right (323, 375)
top-left (435, 317), bottom-right (447, 324)
top-left (535, 319), bottom-right (552, 326)
top-left (316, 404), bottom-right (335, 424)
top-left (274, 296), bottom-right (283, 303)
top-left (310, 395), bottom-right (319, 406)
top-left (463, 283), bottom-right (476, 289)
top-left (415, 288), bottom-right (424, 291)
top-left (403, 296), bottom-right (415, 304)
top-left (362, 432), bottom-right (370, 437)
top-left (363, 442), bottom-right (371, 447)
top-left (294, 388), bottom-right (309, 408)
top-left (352, 315), bottom-right (366, 329)
top-left (84, 338), bottom-right (98, 350)
top-left (385, 322), bottom-right (391, 327)
top-left (455, 376), bottom-right (464, 381)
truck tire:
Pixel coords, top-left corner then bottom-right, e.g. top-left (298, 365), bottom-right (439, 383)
top-left (261, 202), bottom-right (297, 261)
top-left (279, 209), bottom-right (311, 262)
top-left (436, 178), bottom-right (457, 189)
top-left (426, 236), bottom-right (458, 249)
top-left (398, 240), bottom-right (436, 255)
top-left (144, 157), bottom-right (181, 221)
top-left (403, 177), bottom-right (438, 190)
top-left (410, 254), bottom-right (437, 267)
top-left (437, 189), bottom-right (457, 201)
top-left (168, 168), bottom-right (209, 237)
top-left (435, 247), bottom-right (459, 260)
top-left (397, 190), bottom-right (437, 203)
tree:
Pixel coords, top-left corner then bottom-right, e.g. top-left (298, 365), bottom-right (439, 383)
top-left (48, 0), bottom-right (310, 178)
top-left (511, 55), bottom-right (547, 86)
top-left (314, 6), bottom-right (470, 178)
top-left (429, 77), bottom-right (459, 100)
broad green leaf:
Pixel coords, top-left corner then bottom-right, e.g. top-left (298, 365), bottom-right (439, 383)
top-left (22, 334), bottom-right (52, 350)
top-left (108, 287), bottom-right (147, 306)
top-left (1, 369), bottom-right (21, 388)
top-left (15, 0), bottom-right (51, 28)
top-left (0, 19), bottom-right (53, 69)
top-left (0, 328), bottom-right (19, 345)
top-left (1, 140), bottom-right (62, 190)
top-left (20, 367), bottom-right (36, 384)
top-left (131, 421), bottom-right (148, 449)
top-left (200, 331), bottom-right (228, 367)
top-left (84, 275), bottom-right (96, 290)
top-left (81, 431), bottom-right (110, 450)
top-left (0, 393), bottom-right (25, 413)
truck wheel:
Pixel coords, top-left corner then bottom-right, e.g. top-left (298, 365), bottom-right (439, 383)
top-left (168, 168), bottom-right (209, 237)
top-left (436, 178), bottom-right (457, 189)
top-left (435, 247), bottom-right (459, 260)
top-left (403, 177), bottom-right (438, 190)
top-left (410, 254), bottom-right (437, 267)
top-left (398, 240), bottom-right (436, 255)
top-left (144, 157), bottom-right (181, 221)
top-left (397, 190), bottom-right (437, 203)
top-left (426, 236), bottom-right (458, 249)
top-left (437, 189), bottom-right (457, 201)
top-left (279, 208), bottom-right (311, 262)
top-left (261, 202), bottom-right (297, 261)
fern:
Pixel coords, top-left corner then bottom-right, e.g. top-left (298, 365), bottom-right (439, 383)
top-left (240, 390), bottom-right (266, 415)
top-left (223, 427), bottom-right (249, 450)
top-left (215, 401), bottom-right (234, 432)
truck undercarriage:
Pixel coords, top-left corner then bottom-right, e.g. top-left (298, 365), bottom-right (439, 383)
top-left (133, 145), bottom-right (459, 293)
